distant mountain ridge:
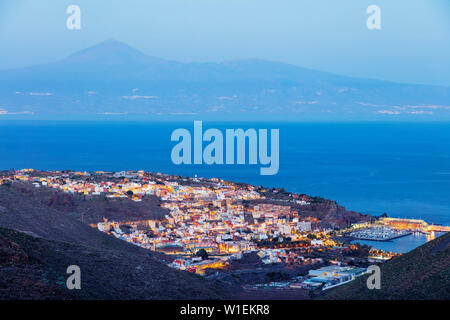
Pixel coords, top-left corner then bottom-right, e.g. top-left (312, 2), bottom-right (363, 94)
top-left (0, 39), bottom-right (449, 119)
top-left (66, 39), bottom-right (165, 65)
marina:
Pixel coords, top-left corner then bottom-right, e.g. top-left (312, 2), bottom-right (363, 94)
top-left (347, 226), bottom-right (411, 242)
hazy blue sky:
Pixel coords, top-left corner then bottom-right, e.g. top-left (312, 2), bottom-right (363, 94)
top-left (0, 0), bottom-right (449, 86)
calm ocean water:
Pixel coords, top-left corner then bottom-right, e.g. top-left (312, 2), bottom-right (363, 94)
top-left (1, 121), bottom-right (450, 227)
top-left (351, 232), bottom-right (446, 253)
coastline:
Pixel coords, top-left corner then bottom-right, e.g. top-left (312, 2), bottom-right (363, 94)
top-left (1, 121), bottom-right (450, 226)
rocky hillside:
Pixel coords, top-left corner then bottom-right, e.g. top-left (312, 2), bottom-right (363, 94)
top-left (1, 40), bottom-right (449, 120)
top-left (248, 189), bottom-right (371, 228)
top-left (0, 227), bottom-right (230, 299)
top-left (0, 182), bottom-right (153, 251)
top-left (299, 198), bottom-right (370, 228)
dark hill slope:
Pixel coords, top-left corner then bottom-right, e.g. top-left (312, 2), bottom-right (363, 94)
top-left (321, 232), bottom-right (450, 300)
top-left (0, 183), bottom-right (146, 252)
top-left (0, 227), bottom-right (229, 299)
top-left (8, 181), bottom-right (168, 224)
top-left (0, 231), bottom-right (78, 299)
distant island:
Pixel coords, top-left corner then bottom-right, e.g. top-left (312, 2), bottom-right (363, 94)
top-left (0, 40), bottom-right (449, 120)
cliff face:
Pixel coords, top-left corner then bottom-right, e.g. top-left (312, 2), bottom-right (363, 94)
top-left (0, 183), bottom-right (149, 252)
top-left (0, 232), bottom-right (78, 299)
top-left (299, 200), bottom-right (370, 228)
